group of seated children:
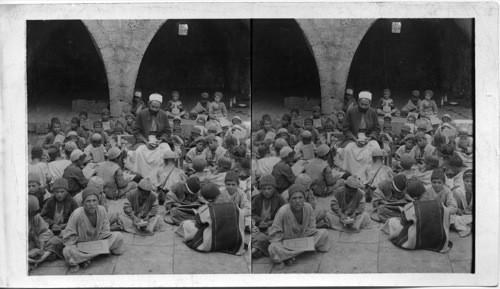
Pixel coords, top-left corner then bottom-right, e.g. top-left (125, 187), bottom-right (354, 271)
top-left (28, 90), bottom-right (252, 272)
top-left (250, 87), bottom-right (473, 269)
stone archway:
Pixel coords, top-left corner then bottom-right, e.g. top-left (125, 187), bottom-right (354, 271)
top-left (83, 20), bottom-right (166, 116)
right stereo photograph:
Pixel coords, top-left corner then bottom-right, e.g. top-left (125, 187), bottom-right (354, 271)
top-left (250, 18), bottom-right (474, 274)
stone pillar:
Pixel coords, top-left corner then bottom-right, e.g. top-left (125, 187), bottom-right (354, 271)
top-left (296, 19), bottom-right (376, 116)
top-left (83, 20), bottom-right (166, 116)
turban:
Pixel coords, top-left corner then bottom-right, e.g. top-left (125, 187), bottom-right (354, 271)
top-left (28, 173), bottom-right (40, 184)
top-left (134, 91), bottom-right (142, 97)
top-left (186, 177), bottom-right (201, 194)
top-left (346, 176), bottom-right (361, 188)
top-left (225, 172), bottom-right (239, 184)
top-left (300, 130), bottom-right (312, 139)
top-left (67, 131), bottom-right (78, 138)
top-left (28, 195), bottom-right (40, 212)
top-left (192, 156), bottom-right (208, 172)
top-left (345, 88), bottom-right (354, 95)
top-left (91, 133), bottom-right (102, 141)
top-left (64, 141), bottom-right (78, 152)
top-left (295, 174), bottom-right (312, 191)
top-left (107, 147), bottom-right (122, 160)
top-left (279, 146), bottom-right (294, 159)
top-left (277, 128), bottom-right (289, 135)
top-left (274, 138), bottom-right (288, 150)
top-left (52, 178), bottom-right (68, 191)
top-left (463, 169), bottom-right (473, 179)
top-left (431, 169), bottom-right (446, 182)
top-left (316, 144), bottom-right (330, 157)
top-left (138, 178), bottom-right (154, 191)
top-left (259, 175), bottom-right (276, 188)
top-left (70, 149), bottom-right (84, 162)
top-left (201, 183), bottom-right (220, 200)
top-left (149, 93), bottom-right (163, 103)
top-left (358, 91), bottom-right (372, 101)
top-left (201, 92), bottom-right (209, 98)
top-left (163, 151), bottom-right (179, 160)
top-left (232, 116), bottom-right (242, 123)
top-left (82, 187), bottom-right (100, 202)
top-left (217, 157), bottom-right (233, 170)
top-left (288, 184), bottom-right (306, 199)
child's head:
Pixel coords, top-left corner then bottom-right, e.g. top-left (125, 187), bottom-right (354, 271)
top-left (383, 88), bottom-right (391, 99)
top-left (172, 91), bottom-right (180, 101)
top-left (91, 133), bottom-right (103, 147)
top-left (101, 109), bottom-right (110, 122)
top-left (93, 120), bottom-right (103, 132)
top-left (133, 90), bottom-right (142, 102)
top-left (192, 155), bottom-right (207, 172)
top-left (407, 115), bottom-right (416, 124)
top-left (304, 118), bottom-right (314, 131)
top-left (257, 143), bottom-right (270, 158)
top-left (463, 169), bottom-right (473, 192)
top-left (207, 135), bottom-right (218, 150)
top-left (312, 106), bottom-right (321, 118)
top-left (401, 125), bottom-right (411, 138)
top-left (194, 136), bottom-right (206, 151)
top-left (424, 89), bottom-right (433, 100)
top-left (383, 124), bottom-right (393, 134)
top-left (196, 117), bottom-right (206, 126)
top-left (66, 131), bottom-right (79, 143)
top-left (224, 172), bottom-right (239, 195)
top-left (399, 153), bottom-right (415, 170)
top-left (70, 117), bottom-right (80, 129)
top-left (383, 114), bottom-right (392, 124)
top-left (31, 146), bottom-right (43, 160)
top-left (290, 108), bottom-right (299, 118)
top-left (190, 127), bottom-right (202, 139)
top-left (424, 155), bottom-right (440, 171)
top-left (345, 88), bottom-right (354, 99)
top-left (173, 116), bottom-right (182, 126)
top-left (337, 111), bottom-right (345, 122)
top-left (458, 127), bottom-right (468, 140)
top-left (371, 147), bottom-right (384, 163)
top-left (200, 92), bottom-right (209, 104)
top-left (114, 121), bottom-right (124, 134)
top-left (411, 90), bottom-right (420, 100)
top-left (259, 175), bottom-right (276, 199)
top-left (281, 114), bottom-right (291, 127)
top-left (323, 123), bottom-right (334, 133)
top-left (48, 147), bottom-right (61, 162)
top-left (444, 154), bottom-right (464, 178)
top-left (79, 111), bottom-right (88, 121)
top-left (431, 169), bottom-right (446, 192)
top-left (403, 134), bottom-right (415, 150)
top-left (28, 173), bottom-right (41, 195)
top-left (415, 132), bottom-right (427, 148)
top-left (126, 114), bottom-right (135, 125)
top-left (300, 130), bottom-right (312, 144)
top-left (50, 117), bottom-right (61, 133)
top-left (277, 128), bottom-right (289, 141)
top-left (232, 116), bottom-right (242, 125)
top-left (214, 91), bottom-right (223, 103)
top-left (441, 114), bottom-right (452, 124)
top-left (28, 195), bottom-right (40, 218)
top-left (417, 123), bottom-right (428, 134)
top-left (207, 124), bottom-right (219, 136)
top-left (173, 126), bottom-right (183, 136)
top-left (217, 157), bottom-right (233, 172)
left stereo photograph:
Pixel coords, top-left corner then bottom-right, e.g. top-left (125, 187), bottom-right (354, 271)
top-left (26, 19), bottom-right (252, 275)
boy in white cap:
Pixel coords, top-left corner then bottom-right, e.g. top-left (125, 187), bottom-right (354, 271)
top-left (84, 133), bottom-right (107, 163)
top-left (208, 91), bottom-right (230, 128)
top-left (131, 89), bottom-right (145, 115)
top-left (324, 176), bottom-right (371, 233)
top-left (293, 130), bottom-right (316, 161)
top-left (343, 88), bottom-right (357, 112)
top-left (95, 147), bottom-right (137, 200)
top-left (304, 144), bottom-right (344, 197)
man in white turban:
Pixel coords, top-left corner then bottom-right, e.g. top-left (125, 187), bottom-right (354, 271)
top-left (335, 91), bottom-right (381, 177)
top-left (125, 93), bottom-right (173, 183)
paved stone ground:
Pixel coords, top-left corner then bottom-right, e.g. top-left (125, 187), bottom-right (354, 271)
top-left (252, 195), bottom-right (473, 274)
top-left (29, 199), bottom-right (251, 276)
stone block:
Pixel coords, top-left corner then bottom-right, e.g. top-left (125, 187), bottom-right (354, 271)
top-left (37, 258), bottom-right (67, 268)
top-left (319, 243), bottom-right (378, 273)
top-left (132, 230), bottom-right (174, 246)
top-left (338, 226), bottom-right (380, 244)
top-left (448, 232), bottom-right (472, 261)
top-left (29, 265), bottom-right (68, 276)
top-left (451, 260), bottom-right (472, 273)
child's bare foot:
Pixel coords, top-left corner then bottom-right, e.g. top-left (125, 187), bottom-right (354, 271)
top-left (80, 260), bottom-right (91, 269)
top-left (274, 262), bottom-right (285, 270)
top-left (284, 257), bottom-right (296, 266)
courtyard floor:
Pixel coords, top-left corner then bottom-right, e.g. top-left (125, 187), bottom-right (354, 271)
top-left (29, 199), bottom-right (251, 276)
top-left (251, 195), bottom-right (473, 274)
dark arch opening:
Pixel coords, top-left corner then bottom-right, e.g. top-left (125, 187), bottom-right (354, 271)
top-left (346, 18), bottom-right (473, 109)
top-left (136, 19), bottom-right (250, 109)
top-left (252, 19), bottom-right (321, 109)
top-left (27, 20), bottom-right (109, 108)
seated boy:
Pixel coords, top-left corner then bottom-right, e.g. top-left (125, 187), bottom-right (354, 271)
top-left (166, 91), bottom-right (188, 119)
top-left (377, 88), bottom-right (400, 116)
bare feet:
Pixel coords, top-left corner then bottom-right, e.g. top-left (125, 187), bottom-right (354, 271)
top-left (284, 257), bottom-right (296, 266)
top-left (80, 260), bottom-right (91, 269)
